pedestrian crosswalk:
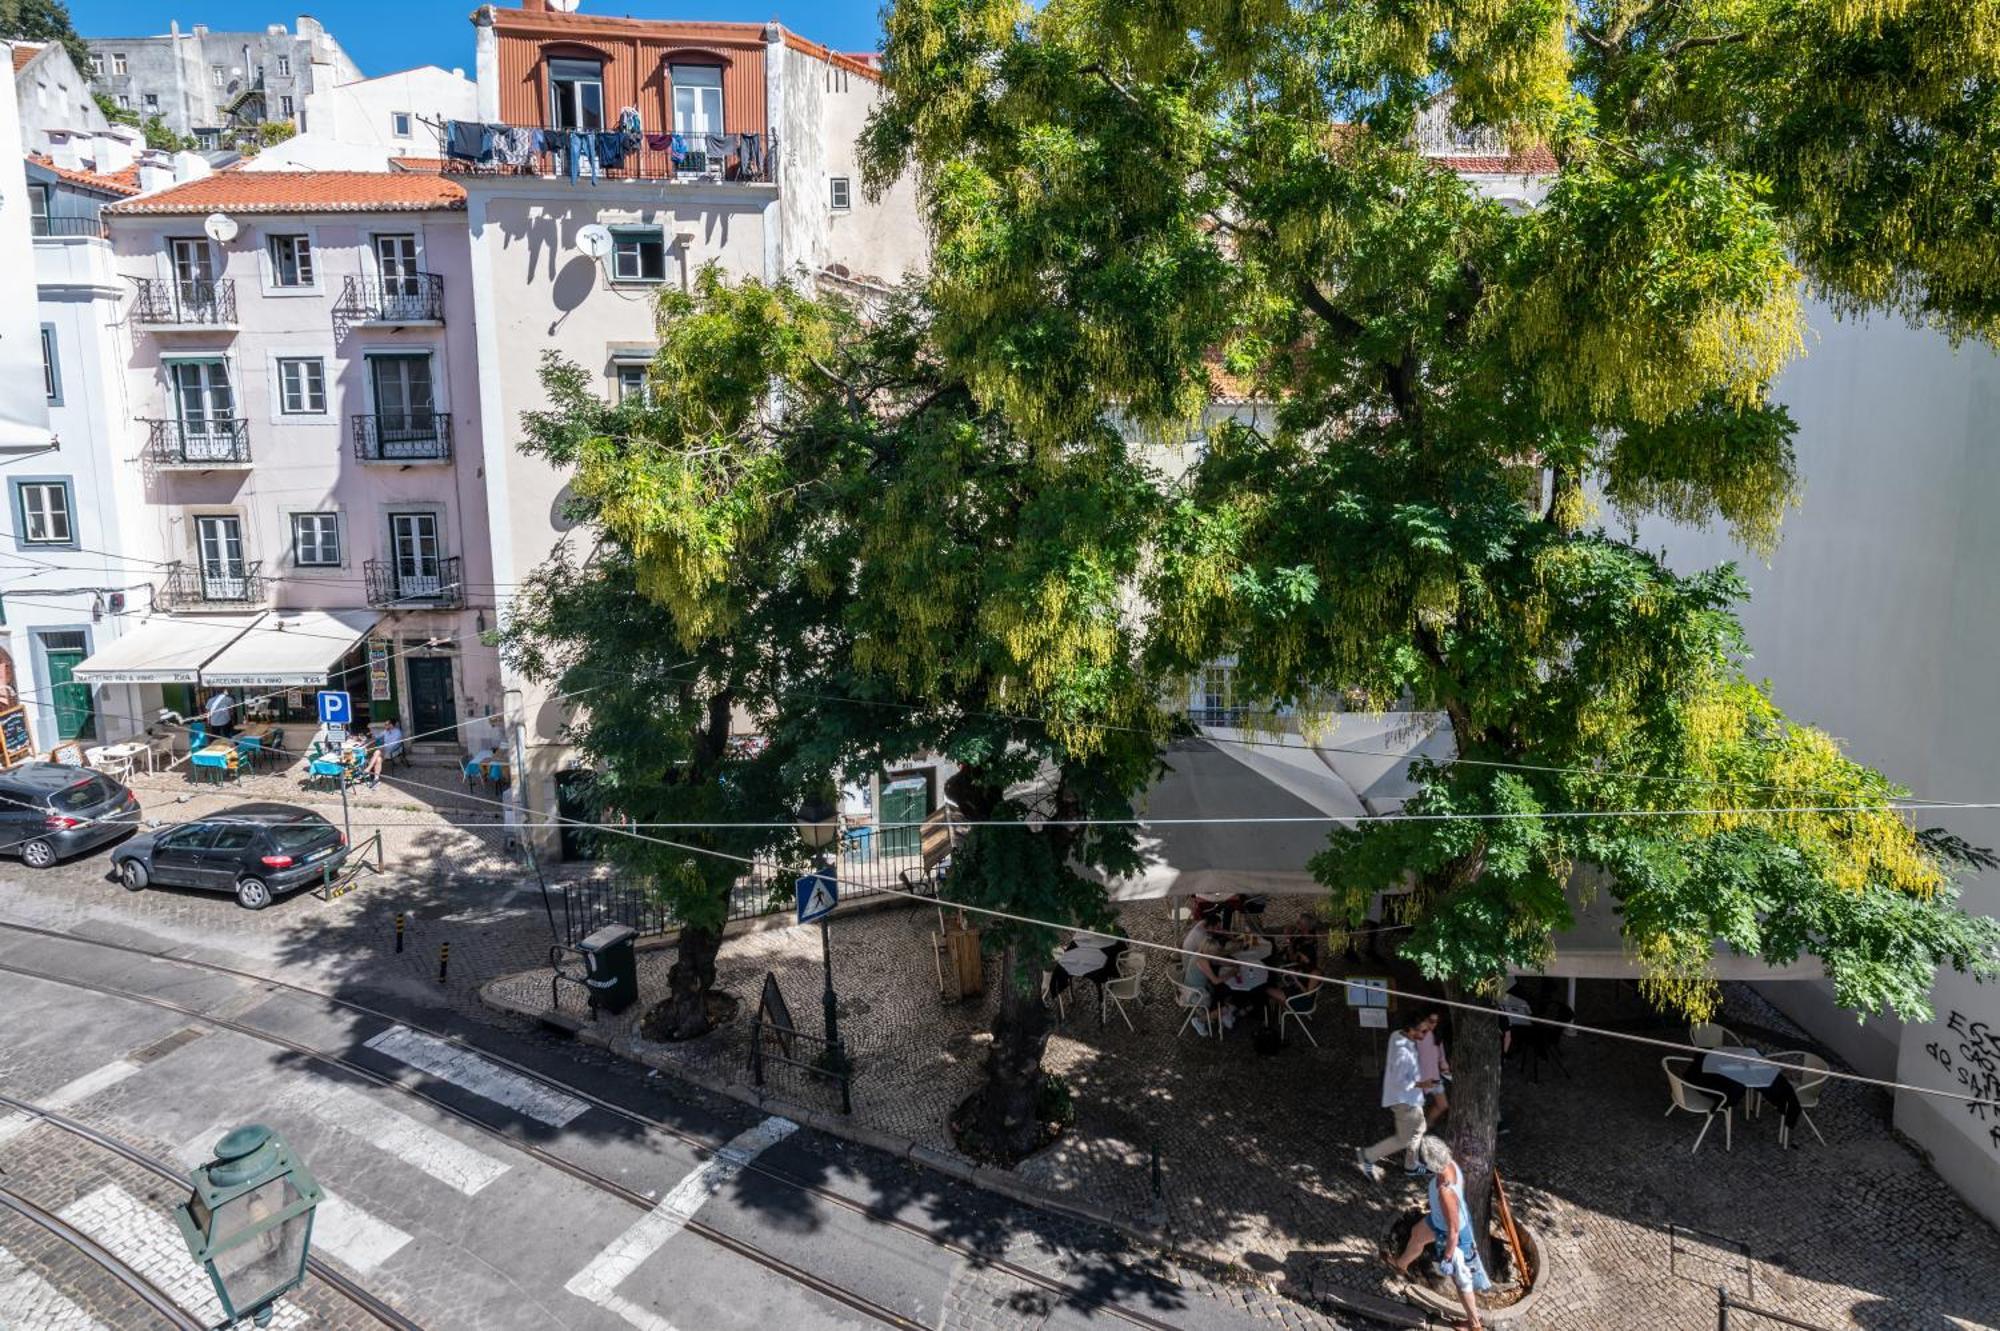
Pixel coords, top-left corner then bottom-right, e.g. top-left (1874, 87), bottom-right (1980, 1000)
top-left (0, 1242), bottom-right (109, 1331)
top-left (0, 1059), bottom-right (142, 1147)
top-left (177, 1126), bottom-right (414, 1273)
top-left (363, 1025), bottom-right (592, 1127)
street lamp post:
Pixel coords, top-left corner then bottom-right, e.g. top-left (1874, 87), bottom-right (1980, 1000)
top-left (174, 1124), bottom-right (322, 1328)
top-left (796, 795), bottom-right (849, 1090)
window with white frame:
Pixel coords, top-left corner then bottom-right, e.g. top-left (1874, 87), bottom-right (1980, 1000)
top-left (830, 177), bottom-right (851, 211)
top-left (610, 228), bottom-right (665, 284)
top-left (212, 64), bottom-right (226, 87)
top-left (112, 53), bottom-right (128, 75)
top-left (116, 93), bottom-right (130, 109)
top-left (291, 512), bottom-right (341, 567)
top-left (276, 55), bottom-right (291, 77)
top-left (615, 361), bottom-right (652, 405)
top-left (16, 482), bottom-right (74, 546)
top-left (391, 111), bottom-right (412, 138)
top-left (268, 233), bottom-right (314, 287)
top-left (276, 357), bottom-right (326, 414)
top-left (669, 64), bottom-right (723, 135)
top-left (280, 94), bottom-right (294, 118)
top-left (143, 92), bottom-right (158, 111)
top-left (90, 53), bottom-right (104, 76)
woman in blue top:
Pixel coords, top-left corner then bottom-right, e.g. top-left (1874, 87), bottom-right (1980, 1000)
top-left (1383, 1137), bottom-right (1491, 1330)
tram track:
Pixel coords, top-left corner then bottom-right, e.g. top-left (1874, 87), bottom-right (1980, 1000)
top-left (0, 1175), bottom-right (206, 1331)
top-left (0, 917), bottom-right (1198, 1331)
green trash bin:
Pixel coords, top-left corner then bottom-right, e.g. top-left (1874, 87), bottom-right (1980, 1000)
top-left (878, 777), bottom-right (929, 858)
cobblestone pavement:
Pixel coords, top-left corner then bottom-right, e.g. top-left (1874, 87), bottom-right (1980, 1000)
top-left (489, 899), bottom-right (2000, 1331)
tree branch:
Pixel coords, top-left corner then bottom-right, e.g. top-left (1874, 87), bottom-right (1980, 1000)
top-left (1297, 278), bottom-right (1364, 340)
top-left (1666, 30), bottom-right (1749, 57)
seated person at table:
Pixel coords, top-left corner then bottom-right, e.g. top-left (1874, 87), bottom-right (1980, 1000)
top-left (364, 720), bottom-right (405, 786)
top-left (1262, 933), bottom-right (1322, 1016)
top-left (1180, 926), bottom-right (1229, 1036)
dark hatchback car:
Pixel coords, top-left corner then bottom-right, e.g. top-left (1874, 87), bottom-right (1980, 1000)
top-left (0, 764), bottom-right (141, 868)
top-left (112, 803), bottom-right (348, 909)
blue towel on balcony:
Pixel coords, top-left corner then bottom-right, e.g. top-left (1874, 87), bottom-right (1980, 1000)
top-left (445, 120), bottom-right (492, 163)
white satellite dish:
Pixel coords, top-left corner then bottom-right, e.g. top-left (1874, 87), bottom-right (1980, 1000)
top-left (576, 223), bottom-right (613, 259)
top-left (549, 0), bottom-right (581, 12)
top-left (203, 212), bottom-right (239, 243)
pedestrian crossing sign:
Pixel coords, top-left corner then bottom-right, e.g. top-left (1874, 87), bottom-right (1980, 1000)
top-left (796, 871), bottom-right (838, 924)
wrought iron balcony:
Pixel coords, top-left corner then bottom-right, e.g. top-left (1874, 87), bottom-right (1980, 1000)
top-left (351, 412), bottom-right (452, 463)
top-left (157, 560), bottom-right (264, 609)
top-left (132, 277), bottom-right (237, 327)
top-left (31, 215), bottom-right (107, 239)
top-left (364, 555), bottom-right (464, 609)
top-left (143, 417), bottom-right (252, 467)
top-left (335, 273), bottom-right (445, 325)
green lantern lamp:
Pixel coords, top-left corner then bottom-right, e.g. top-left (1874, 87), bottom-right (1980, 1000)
top-left (173, 1124), bottom-right (322, 1327)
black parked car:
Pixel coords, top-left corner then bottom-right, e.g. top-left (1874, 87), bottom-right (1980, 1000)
top-left (111, 803), bottom-right (348, 909)
top-left (0, 764), bottom-right (141, 868)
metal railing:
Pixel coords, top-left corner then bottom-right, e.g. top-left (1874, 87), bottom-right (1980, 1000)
top-left (437, 122), bottom-right (773, 184)
top-left (1716, 1289), bottom-right (1840, 1331)
top-left (31, 215), bottom-right (107, 239)
top-left (143, 417), bottom-right (251, 466)
top-left (157, 559), bottom-right (264, 609)
top-left (352, 412), bottom-right (452, 462)
top-left (363, 555), bottom-right (464, 608)
top-left (336, 273), bottom-right (445, 324)
top-left (133, 277), bottom-right (237, 326)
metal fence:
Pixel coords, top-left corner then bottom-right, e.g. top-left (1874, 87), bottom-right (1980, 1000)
top-left (1715, 1290), bottom-right (1840, 1331)
top-left (556, 816), bottom-right (956, 947)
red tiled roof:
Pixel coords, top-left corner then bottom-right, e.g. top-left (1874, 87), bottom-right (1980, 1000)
top-left (1429, 146), bottom-right (1558, 175)
top-left (105, 171), bottom-right (466, 215)
top-left (26, 152), bottom-right (142, 197)
top-left (12, 44), bottom-right (44, 75)
top-left (781, 31), bottom-right (881, 82)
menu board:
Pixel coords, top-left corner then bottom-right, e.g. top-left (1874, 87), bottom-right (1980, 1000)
top-left (0, 706), bottom-right (33, 766)
top-left (368, 640), bottom-right (392, 702)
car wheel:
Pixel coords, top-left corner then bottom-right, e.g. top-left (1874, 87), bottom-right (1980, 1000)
top-left (120, 859), bottom-right (149, 891)
top-left (21, 839), bottom-right (57, 870)
top-left (234, 876), bottom-right (273, 910)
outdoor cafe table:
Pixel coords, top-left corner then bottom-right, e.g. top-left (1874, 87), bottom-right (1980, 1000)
top-left (1048, 937), bottom-right (1128, 1018)
top-left (1689, 1045), bottom-right (1803, 1130)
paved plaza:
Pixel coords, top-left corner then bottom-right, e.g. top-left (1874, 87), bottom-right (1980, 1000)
top-left (490, 898), bottom-right (2000, 1331)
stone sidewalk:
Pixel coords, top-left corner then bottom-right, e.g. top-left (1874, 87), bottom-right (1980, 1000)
top-left (487, 898), bottom-right (2000, 1331)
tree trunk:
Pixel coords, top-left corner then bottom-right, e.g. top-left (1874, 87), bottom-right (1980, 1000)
top-left (655, 921), bottom-right (722, 1039)
top-left (1447, 980), bottom-right (1503, 1264)
top-left (971, 943), bottom-right (1054, 1161)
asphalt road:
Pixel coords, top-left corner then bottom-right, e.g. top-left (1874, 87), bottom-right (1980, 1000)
top-left (0, 840), bottom-right (1347, 1331)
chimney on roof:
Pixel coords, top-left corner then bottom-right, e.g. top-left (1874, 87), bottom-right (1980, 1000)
top-left (135, 148), bottom-right (176, 194)
top-left (473, 8), bottom-right (500, 122)
top-left (91, 130), bottom-right (136, 175)
top-left (44, 128), bottom-right (84, 172)
top-left (193, 23), bottom-right (208, 36)
top-left (169, 149), bottom-right (212, 185)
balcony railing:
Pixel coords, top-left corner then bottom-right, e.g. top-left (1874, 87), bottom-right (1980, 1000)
top-left (336, 273), bottom-right (445, 324)
top-left (143, 417), bottom-right (252, 467)
top-left (31, 215), bottom-right (107, 239)
top-left (436, 122), bottom-right (773, 184)
top-left (352, 412), bottom-right (452, 463)
top-left (133, 278), bottom-right (237, 327)
top-left (365, 556), bottom-right (464, 609)
top-left (158, 560), bottom-right (264, 609)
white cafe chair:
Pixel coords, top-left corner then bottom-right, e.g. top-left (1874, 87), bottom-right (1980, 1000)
top-left (1100, 951), bottom-right (1146, 1030)
top-left (1663, 1057), bottom-right (1732, 1154)
top-left (1689, 1022), bottom-right (1740, 1050)
top-left (1769, 1050), bottom-right (1831, 1148)
top-left (1172, 978), bottom-right (1218, 1039)
top-left (1280, 986), bottom-right (1321, 1047)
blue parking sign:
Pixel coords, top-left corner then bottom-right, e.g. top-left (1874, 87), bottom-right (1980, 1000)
top-left (317, 690), bottom-right (351, 725)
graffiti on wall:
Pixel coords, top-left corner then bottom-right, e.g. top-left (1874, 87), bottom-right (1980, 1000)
top-left (1924, 1008), bottom-right (2000, 1155)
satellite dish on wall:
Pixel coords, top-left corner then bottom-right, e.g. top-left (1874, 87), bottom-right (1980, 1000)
top-left (203, 212), bottom-right (239, 243)
top-left (576, 223), bottom-right (613, 259)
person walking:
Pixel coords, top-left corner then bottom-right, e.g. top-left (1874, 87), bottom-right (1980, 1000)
top-left (205, 689), bottom-right (237, 738)
top-left (1356, 1008), bottom-right (1440, 1182)
top-left (1383, 1137), bottom-right (1491, 1331)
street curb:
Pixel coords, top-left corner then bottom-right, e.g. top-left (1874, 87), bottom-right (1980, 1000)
top-left (480, 974), bottom-right (1452, 1329)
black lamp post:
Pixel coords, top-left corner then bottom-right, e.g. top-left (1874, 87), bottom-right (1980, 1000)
top-left (796, 794), bottom-right (849, 1085)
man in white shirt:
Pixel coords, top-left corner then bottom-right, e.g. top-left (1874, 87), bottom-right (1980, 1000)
top-left (1356, 1008), bottom-right (1441, 1183)
top-left (205, 690), bottom-right (236, 737)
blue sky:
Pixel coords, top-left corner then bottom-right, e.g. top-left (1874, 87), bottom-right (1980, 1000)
top-left (69, 1), bottom-right (889, 79)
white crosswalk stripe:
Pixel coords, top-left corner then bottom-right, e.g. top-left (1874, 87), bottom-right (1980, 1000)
top-left (0, 1242), bottom-right (111, 1331)
top-left (274, 1083), bottom-right (510, 1196)
top-left (363, 1026), bottom-right (590, 1128)
top-left (0, 1059), bottom-right (143, 1146)
top-left (563, 1116), bottom-right (798, 1331)
top-left (57, 1182), bottom-right (310, 1329)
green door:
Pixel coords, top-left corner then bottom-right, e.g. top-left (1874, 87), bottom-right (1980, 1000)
top-left (43, 631), bottom-right (95, 741)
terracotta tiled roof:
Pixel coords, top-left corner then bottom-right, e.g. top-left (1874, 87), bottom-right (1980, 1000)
top-left (26, 152), bottom-right (142, 197)
top-left (1429, 146), bottom-right (1558, 175)
top-left (781, 31), bottom-right (881, 82)
top-left (105, 171), bottom-right (466, 215)
top-left (12, 44), bottom-right (44, 75)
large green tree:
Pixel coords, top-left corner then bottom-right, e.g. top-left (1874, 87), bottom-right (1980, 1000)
top-left (2, 0), bottom-right (92, 74)
top-left (864, 0), bottom-right (2000, 1250)
top-left (539, 272), bottom-right (1168, 1157)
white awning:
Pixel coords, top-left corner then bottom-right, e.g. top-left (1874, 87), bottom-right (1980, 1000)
top-left (71, 614), bottom-right (265, 684)
top-left (199, 609), bottom-right (378, 687)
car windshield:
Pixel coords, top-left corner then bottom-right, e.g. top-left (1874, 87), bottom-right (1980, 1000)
top-left (50, 776), bottom-right (119, 813)
top-left (269, 823), bottom-right (336, 853)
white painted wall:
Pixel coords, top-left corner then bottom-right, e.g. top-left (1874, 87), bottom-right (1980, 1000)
top-left (14, 43), bottom-right (111, 146)
top-left (1631, 299), bottom-right (2000, 1227)
top-left (0, 50), bottom-right (55, 448)
top-left (246, 66), bottom-right (476, 172)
